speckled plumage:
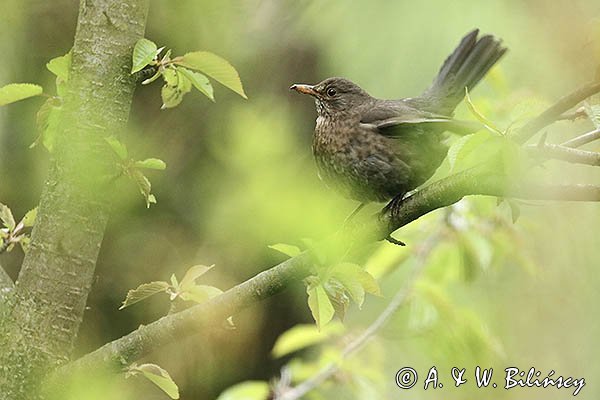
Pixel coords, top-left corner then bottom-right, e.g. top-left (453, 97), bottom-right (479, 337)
top-left (292, 30), bottom-right (507, 203)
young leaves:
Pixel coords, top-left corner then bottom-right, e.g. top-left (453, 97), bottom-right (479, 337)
top-left (178, 67), bottom-right (214, 101)
top-left (0, 83), bottom-right (43, 106)
top-left (271, 322), bottom-right (345, 358)
top-left (131, 38), bottom-right (158, 73)
top-left (32, 50), bottom-right (72, 152)
top-left (119, 264), bottom-right (222, 311)
top-left (0, 203), bottom-right (15, 231)
top-left (306, 277), bottom-right (335, 330)
top-left (0, 204), bottom-right (37, 254)
top-left (46, 51), bottom-right (71, 82)
top-left (176, 51), bottom-right (247, 99)
top-left (130, 38), bottom-right (246, 109)
top-left (126, 363), bottom-right (179, 399)
top-left (105, 136), bottom-right (166, 208)
top-left (329, 263), bottom-right (381, 309)
top-left (119, 282), bottom-right (170, 310)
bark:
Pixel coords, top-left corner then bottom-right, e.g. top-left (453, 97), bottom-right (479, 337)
top-left (0, 1), bottom-right (149, 398)
top-left (0, 263), bottom-right (13, 293)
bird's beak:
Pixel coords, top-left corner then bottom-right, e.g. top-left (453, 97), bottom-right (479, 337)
top-left (290, 83), bottom-right (319, 97)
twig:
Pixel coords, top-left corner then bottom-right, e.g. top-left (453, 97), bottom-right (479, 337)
top-left (528, 144), bottom-right (600, 166)
top-left (275, 235), bottom-right (439, 400)
top-left (515, 81), bottom-right (600, 144)
top-left (561, 128), bottom-right (600, 148)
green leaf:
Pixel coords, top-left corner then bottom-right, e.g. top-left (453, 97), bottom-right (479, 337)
top-left (0, 83), bottom-right (43, 106)
top-left (306, 280), bottom-right (335, 330)
top-left (161, 84), bottom-right (184, 109)
top-left (46, 51), bottom-right (72, 82)
top-left (177, 51), bottom-right (247, 98)
top-left (268, 243), bottom-right (301, 258)
top-left (119, 281), bottom-right (169, 310)
top-left (179, 264), bottom-right (214, 291)
top-left (105, 136), bottom-right (128, 160)
top-left (131, 38), bottom-right (158, 74)
top-left (448, 131), bottom-right (492, 172)
top-left (216, 381), bottom-right (270, 400)
top-left (162, 68), bottom-right (178, 86)
top-left (271, 322), bottom-right (344, 358)
top-left (134, 158), bottom-right (167, 170)
top-left (323, 278), bottom-right (350, 321)
top-left (32, 97), bottom-right (62, 152)
top-left (464, 88), bottom-right (503, 135)
top-left (21, 207), bottom-right (37, 228)
top-left (176, 68), bottom-right (192, 94)
top-left (129, 170), bottom-right (155, 208)
top-left (0, 203), bottom-right (16, 231)
top-left (330, 263), bottom-right (381, 308)
top-left (178, 68), bottom-right (214, 101)
top-left (132, 363), bottom-right (180, 399)
top-left (179, 284), bottom-right (223, 304)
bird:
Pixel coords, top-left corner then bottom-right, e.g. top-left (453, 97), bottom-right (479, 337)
top-left (290, 29), bottom-right (507, 216)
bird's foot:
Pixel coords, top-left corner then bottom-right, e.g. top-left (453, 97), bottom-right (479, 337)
top-left (385, 235), bottom-right (406, 246)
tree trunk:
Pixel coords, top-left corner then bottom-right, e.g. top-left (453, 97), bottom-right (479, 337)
top-left (0, 1), bottom-right (149, 398)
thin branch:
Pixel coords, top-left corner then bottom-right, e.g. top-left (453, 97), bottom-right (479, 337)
top-left (275, 235), bottom-right (438, 400)
top-left (528, 144), bottom-right (600, 166)
top-left (46, 252), bottom-right (314, 388)
top-left (515, 81), bottom-right (600, 144)
top-left (561, 128), bottom-right (600, 148)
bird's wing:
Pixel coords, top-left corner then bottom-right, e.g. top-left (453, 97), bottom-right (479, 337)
top-left (360, 100), bottom-right (480, 136)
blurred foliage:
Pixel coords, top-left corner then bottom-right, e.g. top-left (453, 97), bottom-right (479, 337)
top-left (1, 0), bottom-right (600, 399)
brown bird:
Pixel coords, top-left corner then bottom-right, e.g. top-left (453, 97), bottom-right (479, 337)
top-left (291, 29), bottom-right (506, 214)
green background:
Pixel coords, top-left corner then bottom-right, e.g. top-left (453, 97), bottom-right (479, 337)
top-left (1, 0), bottom-right (599, 398)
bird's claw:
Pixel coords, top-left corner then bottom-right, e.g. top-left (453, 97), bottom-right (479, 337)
top-left (385, 235), bottom-right (406, 246)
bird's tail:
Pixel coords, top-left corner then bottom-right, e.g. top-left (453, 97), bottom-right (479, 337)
top-left (421, 29), bottom-right (507, 115)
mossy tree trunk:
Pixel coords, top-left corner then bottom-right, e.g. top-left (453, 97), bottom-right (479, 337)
top-left (0, 1), bottom-right (149, 398)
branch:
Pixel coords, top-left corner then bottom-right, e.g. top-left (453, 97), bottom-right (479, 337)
top-left (514, 81), bottom-right (600, 144)
top-left (528, 144), bottom-right (600, 166)
top-left (562, 128), bottom-right (600, 148)
top-left (47, 253), bottom-right (314, 388)
top-left (275, 235), bottom-right (438, 400)
top-left (49, 160), bottom-right (600, 386)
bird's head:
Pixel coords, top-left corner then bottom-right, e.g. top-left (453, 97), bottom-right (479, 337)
top-left (290, 77), bottom-right (371, 117)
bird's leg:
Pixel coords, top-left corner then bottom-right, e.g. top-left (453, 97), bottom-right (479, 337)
top-left (344, 202), bottom-right (367, 225)
top-left (382, 193), bottom-right (408, 246)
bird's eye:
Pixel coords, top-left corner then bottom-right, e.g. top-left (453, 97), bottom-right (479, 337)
top-left (326, 87), bottom-right (337, 97)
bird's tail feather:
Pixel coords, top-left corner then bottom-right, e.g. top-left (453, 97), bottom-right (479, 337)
top-left (421, 29), bottom-right (507, 115)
